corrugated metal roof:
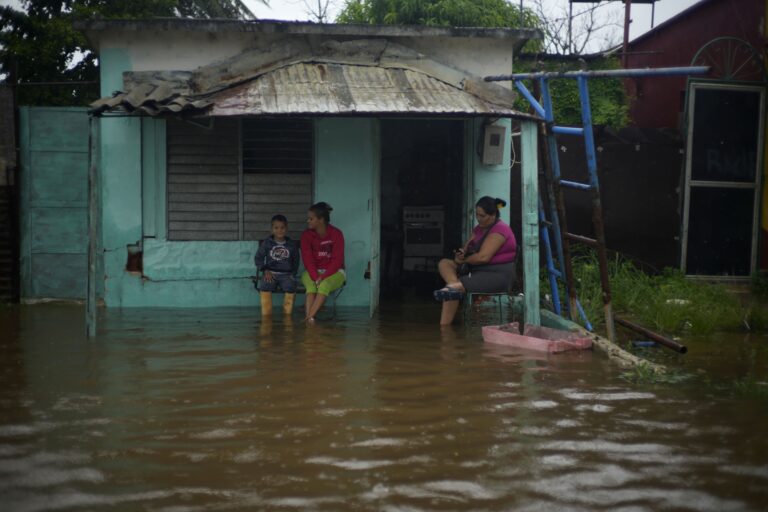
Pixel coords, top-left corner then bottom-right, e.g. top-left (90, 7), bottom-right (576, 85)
top-left (90, 85), bottom-right (213, 116)
top-left (209, 62), bottom-right (521, 116)
top-left (90, 39), bottom-right (535, 120)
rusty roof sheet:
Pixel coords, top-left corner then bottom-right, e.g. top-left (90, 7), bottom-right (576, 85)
top-left (90, 39), bottom-right (535, 120)
top-left (209, 62), bottom-right (521, 116)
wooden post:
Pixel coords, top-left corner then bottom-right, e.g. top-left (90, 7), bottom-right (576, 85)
top-left (86, 116), bottom-right (100, 337)
top-left (521, 120), bottom-right (540, 326)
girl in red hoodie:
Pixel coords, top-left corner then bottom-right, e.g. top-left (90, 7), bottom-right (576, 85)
top-left (300, 202), bottom-right (345, 321)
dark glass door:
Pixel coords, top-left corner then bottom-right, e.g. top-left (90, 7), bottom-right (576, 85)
top-left (683, 85), bottom-right (764, 277)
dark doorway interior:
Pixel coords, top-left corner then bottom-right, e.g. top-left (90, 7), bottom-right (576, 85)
top-left (685, 86), bottom-right (762, 277)
top-left (379, 119), bottom-right (464, 299)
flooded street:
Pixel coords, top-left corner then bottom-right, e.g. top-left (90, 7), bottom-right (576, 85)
top-left (1, 303), bottom-right (767, 511)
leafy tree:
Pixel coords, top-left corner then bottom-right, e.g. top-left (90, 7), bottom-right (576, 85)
top-left (336, 0), bottom-right (629, 128)
top-left (336, 0), bottom-right (542, 43)
top-left (0, 0), bottom-right (261, 106)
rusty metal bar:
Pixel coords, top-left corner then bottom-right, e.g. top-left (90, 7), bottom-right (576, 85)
top-left (577, 76), bottom-right (615, 342)
top-left (616, 316), bottom-right (688, 354)
top-left (559, 179), bottom-right (592, 190)
top-left (564, 232), bottom-right (598, 247)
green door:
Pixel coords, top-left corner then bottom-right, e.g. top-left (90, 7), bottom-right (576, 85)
top-left (19, 107), bottom-right (89, 299)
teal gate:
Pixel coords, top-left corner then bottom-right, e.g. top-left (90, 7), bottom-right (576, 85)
top-left (19, 107), bottom-right (89, 300)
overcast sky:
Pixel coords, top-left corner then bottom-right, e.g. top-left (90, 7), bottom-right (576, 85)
top-left (244, 0), bottom-right (703, 50)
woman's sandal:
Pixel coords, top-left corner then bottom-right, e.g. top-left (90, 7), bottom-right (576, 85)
top-left (433, 286), bottom-right (465, 301)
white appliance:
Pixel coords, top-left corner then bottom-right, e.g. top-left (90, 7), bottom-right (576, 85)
top-left (402, 206), bottom-right (445, 271)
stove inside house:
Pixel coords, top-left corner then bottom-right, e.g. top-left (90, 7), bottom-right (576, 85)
top-left (402, 206), bottom-right (445, 272)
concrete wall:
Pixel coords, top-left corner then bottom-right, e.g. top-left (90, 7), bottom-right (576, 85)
top-left (93, 30), bottom-right (514, 92)
top-left (468, 118), bottom-right (513, 228)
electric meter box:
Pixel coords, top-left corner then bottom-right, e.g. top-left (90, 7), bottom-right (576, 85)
top-left (481, 124), bottom-right (506, 165)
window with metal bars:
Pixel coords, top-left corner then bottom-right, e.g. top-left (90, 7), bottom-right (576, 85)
top-left (166, 117), bottom-right (313, 241)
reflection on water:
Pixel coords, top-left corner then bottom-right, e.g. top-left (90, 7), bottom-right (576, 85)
top-left (0, 303), bottom-right (766, 511)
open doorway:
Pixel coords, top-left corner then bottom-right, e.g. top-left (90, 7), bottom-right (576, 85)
top-left (379, 119), bottom-right (464, 300)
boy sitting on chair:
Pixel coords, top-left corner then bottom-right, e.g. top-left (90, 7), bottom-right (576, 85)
top-left (255, 215), bottom-right (300, 316)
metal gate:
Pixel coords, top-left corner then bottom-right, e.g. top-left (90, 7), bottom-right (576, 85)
top-left (19, 107), bottom-right (90, 299)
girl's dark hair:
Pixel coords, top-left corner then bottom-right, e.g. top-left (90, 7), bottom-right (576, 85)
top-left (309, 202), bottom-right (333, 224)
top-left (475, 196), bottom-right (507, 219)
top-left (271, 214), bottom-right (287, 224)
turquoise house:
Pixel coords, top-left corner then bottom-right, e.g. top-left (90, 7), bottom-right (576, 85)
top-left (68, 19), bottom-right (541, 313)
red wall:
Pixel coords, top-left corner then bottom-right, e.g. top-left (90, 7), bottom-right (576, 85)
top-left (625, 0), bottom-right (765, 128)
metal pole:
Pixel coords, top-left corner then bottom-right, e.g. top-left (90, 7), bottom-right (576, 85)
top-left (539, 78), bottom-right (576, 322)
top-left (622, 0), bottom-right (632, 68)
top-left (86, 116), bottom-right (100, 338)
top-left (577, 76), bottom-right (615, 343)
top-left (615, 316), bottom-right (688, 354)
top-left (486, 66), bottom-right (710, 82)
top-left (568, 2), bottom-right (573, 55)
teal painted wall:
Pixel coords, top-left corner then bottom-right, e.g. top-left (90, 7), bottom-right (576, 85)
top-left (99, 112), bottom-right (261, 307)
top-left (468, 118), bottom-right (513, 226)
top-left (19, 107), bottom-right (89, 299)
top-left (98, 115), bottom-right (381, 307)
top-left (315, 118), bottom-right (377, 307)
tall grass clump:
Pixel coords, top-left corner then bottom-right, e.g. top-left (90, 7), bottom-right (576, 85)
top-left (543, 248), bottom-right (746, 336)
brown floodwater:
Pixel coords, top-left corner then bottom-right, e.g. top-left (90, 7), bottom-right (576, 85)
top-left (0, 302), bottom-right (767, 511)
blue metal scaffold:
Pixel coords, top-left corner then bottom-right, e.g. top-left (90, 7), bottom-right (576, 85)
top-left (485, 66), bottom-right (708, 341)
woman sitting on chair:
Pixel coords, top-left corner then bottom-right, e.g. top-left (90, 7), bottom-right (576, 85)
top-left (434, 196), bottom-right (517, 325)
top-left (300, 202), bottom-right (346, 321)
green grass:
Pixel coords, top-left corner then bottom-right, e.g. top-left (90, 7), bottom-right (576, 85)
top-left (619, 363), bottom-right (691, 384)
top-left (543, 248), bottom-right (752, 336)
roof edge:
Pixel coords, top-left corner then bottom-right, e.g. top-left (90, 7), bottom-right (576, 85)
top-left (73, 18), bottom-right (542, 42)
top-left (627, 0), bottom-right (717, 47)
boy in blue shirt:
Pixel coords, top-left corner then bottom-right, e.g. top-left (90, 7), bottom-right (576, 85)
top-left (255, 215), bottom-right (300, 315)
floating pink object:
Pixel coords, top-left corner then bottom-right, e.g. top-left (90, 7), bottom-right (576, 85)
top-left (482, 322), bottom-right (593, 354)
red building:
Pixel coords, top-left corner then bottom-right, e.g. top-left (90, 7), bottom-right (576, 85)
top-left (622, 0), bottom-right (767, 277)
top-left (625, 0), bottom-right (766, 129)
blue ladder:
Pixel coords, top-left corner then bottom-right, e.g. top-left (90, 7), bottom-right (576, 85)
top-left (486, 66), bottom-right (709, 342)
top-left (516, 75), bottom-right (604, 337)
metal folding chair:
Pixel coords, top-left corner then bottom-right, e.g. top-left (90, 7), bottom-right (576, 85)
top-left (463, 258), bottom-right (518, 323)
top-left (251, 271), bottom-right (345, 318)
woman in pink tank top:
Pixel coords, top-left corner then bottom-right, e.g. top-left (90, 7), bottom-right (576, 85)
top-left (434, 196), bottom-right (517, 325)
